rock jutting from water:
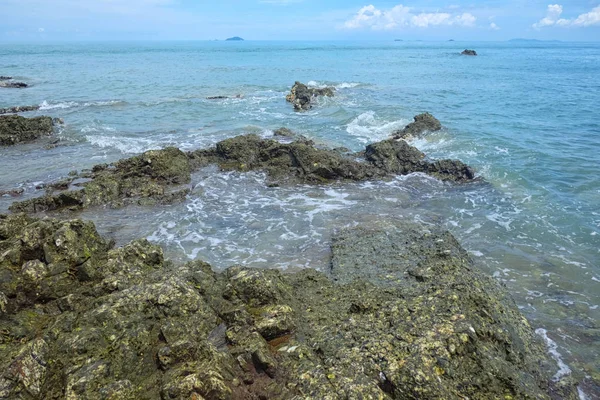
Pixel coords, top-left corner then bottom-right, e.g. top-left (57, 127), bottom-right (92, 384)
top-left (392, 112), bottom-right (443, 139)
top-left (0, 76), bottom-right (13, 80)
top-left (461, 49), bottom-right (477, 56)
top-left (0, 115), bottom-right (54, 146)
top-left (0, 105), bottom-right (41, 115)
top-left (0, 214), bottom-right (577, 399)
top-left (10, 133), bottom-right (476, 214)
top-left (286, 81), bottom-right (335, 111)
top-left (0, 80), bottom-right (28, 89)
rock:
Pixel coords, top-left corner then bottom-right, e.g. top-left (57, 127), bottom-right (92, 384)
top-left (0, 115), bottom-right (54, 146)
top-left (0, 81), bottom-right (28, 88)
top-left (10, 147), bottom-right (192, 213)
top-left (0, 188), bottom-right (24, 197)
top-left (286, 81), bottom-right (335, 111)
top-left (461, 49), bottom-right (477, 56)
top-left (226, 37), bottom-right (244, 41)
top-left (13, 133), bottom-right (476, 213)
top-left (0, 76), bottom-right (13, 80)
top-left (392, 112), bottom-right (442, 139)
top-left (273, 127), bottom-right (295, 137)
top-left (0, 215), bottom-right (578, 399)
top-left (365, 139), bottom-right (476, 181)
top-left (206, 96), bottom-right (229, 100)
top-left (0, 105), bottom-right (40, 115)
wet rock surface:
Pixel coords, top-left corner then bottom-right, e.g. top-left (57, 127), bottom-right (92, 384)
top-left (0, 215), bottom-right (577, 399)
top-left (0, 80), bottom-right (28, 89)
top-left (0, 105), bottom-right (41, 115)
top-left (10, 147), bottom-right (192, 213)
top-left (0, 115), bottom-right (54, 146)
top-left (13, 133), bottom-right (476, 213)
top-left (462, 49), bottom-right (477, 56)
top-left (392, 112), bottom-right (442, 139)
top-left (285, 81), bottom-right (335, 111)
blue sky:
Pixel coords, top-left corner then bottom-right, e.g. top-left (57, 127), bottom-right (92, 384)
top-left (1, 0), bottom-right (599, 41)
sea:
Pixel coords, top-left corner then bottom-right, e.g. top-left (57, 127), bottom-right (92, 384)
top-left (0, 40), bottom-right (599, 396)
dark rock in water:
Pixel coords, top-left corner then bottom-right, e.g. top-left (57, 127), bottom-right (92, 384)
top-left (286, 81), bottom-right (335, 111)
top-left (273, 127), bottom-right (295, 137)
top-left (392, 112), bottom-right (442, 139)
top-left (0, 188), bottom-right (24, 197)
top-left (206, 95), bottom-right (229, 100)
top-left (0, 115), bottom-right (54, 146)
top-left (461, 49), bottom-right (477, 56)
top-left (365, 139), bottom-right (475, 181)
top-left (0, 81), bottom-right (28, 88)
top-left (10, 147), bottom-right (192, 213)
top-left (0, 76), bottom-right (12, 80)
top-left (226, 36), bottom-right (244, 41)
top-left (13, 133), bottom-right (476, 213)
top-left (0, 215), bottom-right (578, 399)
top-left (0, 105), bottom-right (41, 115)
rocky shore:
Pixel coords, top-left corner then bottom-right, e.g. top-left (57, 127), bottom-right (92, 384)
top-left (0, 88), bottom-right (581, 398)
top-left (0, 214), bottom-right (577, 399)
top-left (10, 130), bottom-right (476, 214)
top-left (0, 115), bottom-right (55, 146)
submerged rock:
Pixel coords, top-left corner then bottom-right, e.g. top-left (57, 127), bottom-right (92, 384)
top-left (461, 49), bottom-right (477, 56)
top-left (0, 76), bottom-right (13, 80)
top-left (286, 81), bottom-right (335, 111)
top-left (392, 112), bottom-right (442, 139)
top-left (0, 214), bottom-right (578, 399)
top-left (10, 147), bottom-right (192, 213)
top-left (272, 127), bottom-right (295, 137)
top-left (0, 105), bottom-right (41, 115)
top-left (0, 115), bottom-right (54, 146)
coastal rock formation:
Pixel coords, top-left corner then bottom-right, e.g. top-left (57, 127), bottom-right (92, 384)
top-left (226, 36), bottom-right (244, 41)
top-left (10, 147), bottom-right (192, 213)
top-left (0, 80), bottom-right (28, 88)
top-left (0, 214), bottom-right (576, 399)
top-left (12, 134), bottom-right (476, 213)
top-left (461, 49), bottom-right (477, 56)
top-left (0, 76), bottom-right (12, 80)
top-left (286, 81), bottom-right (335, 111)
top-left (392, 112), bottom-right (442, 139)
top-left (273, 127), bottom-right (295, 137)
top-left (0, 105), bottom-right (41, 115)
top-left (0, 115), bottom-right (54, 146)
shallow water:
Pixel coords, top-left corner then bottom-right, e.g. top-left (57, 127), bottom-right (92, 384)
top-left (1, 41), bottom-right (599, 392)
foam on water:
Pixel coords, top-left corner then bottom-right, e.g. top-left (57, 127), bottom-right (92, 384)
top-left (346, 111), bottom-right (408, 144)
top-left (535, 328), bottom-right (572, 381)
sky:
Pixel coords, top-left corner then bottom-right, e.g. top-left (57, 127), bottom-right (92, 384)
top-left (1, 0), bottom-right (599, 42)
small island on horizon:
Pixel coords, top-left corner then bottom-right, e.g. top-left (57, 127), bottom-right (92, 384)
top-left (226, 36), bottom-right (244, 41)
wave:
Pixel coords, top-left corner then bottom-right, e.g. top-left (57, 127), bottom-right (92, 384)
top-left (307, 80), bottom-right (362, 90)
top-left (534, 328), bottom-right (572, 381)
top-left (346, 111), bottom-right (407, 144)
top-left (39, 100), bottom-right (126, 110)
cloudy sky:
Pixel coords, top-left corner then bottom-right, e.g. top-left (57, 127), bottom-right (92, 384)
top-left (1, 0), bottom-right (599, 41)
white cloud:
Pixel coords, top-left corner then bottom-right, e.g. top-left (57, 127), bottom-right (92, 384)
top-left (490, 22), bottom-right (500, 31)
top-left (533, 4), bottom-right (600, 29)
top-left (344, 4), bottom-right (477, 30)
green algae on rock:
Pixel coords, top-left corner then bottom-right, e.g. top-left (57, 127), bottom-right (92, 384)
top-left (285, 81), bottom-right (335, 111)
top-left (392, 112), bottom-right (443, 140)
top-left (9, 147), bottom-right (192, 214)
top-left (0, 214), bottom-right (577, 399)
top-left (11, 134), bottom-right (474, 214)
top-left (0, 115), bottom-right (54, 146)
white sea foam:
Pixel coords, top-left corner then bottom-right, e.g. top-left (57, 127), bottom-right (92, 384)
top-left (346, 111), bottom-right (407, 144)
top-left (307, 80), bottom-right (361, 89)
top-left (535, 328), bottom-right (572, 381)
top-left (39, 99), bottom-right (125, 110)
top-left (39, 100), bottom-right (78, 110)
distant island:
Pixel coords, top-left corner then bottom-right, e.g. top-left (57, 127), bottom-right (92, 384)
top-left (508, 38), bottom-right (562, 43)
top-left (226, 37), bottom-right (244, 41)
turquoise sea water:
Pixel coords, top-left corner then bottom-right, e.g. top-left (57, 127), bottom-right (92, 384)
top-left (1, 41), bottom-right (599, 394)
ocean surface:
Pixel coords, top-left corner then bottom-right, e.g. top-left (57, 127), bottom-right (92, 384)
top-left (1, 41), bottom-right (599, 395)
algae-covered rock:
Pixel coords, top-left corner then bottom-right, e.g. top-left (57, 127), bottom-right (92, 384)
top-left (0, 105), bottom-right (40, 115)
top-left (392, 112), bottom-right (442, 139)
top-left (0, 115), bottom-right (54, 146)
top-left (366, 138), bottom-right (475, 181)
top-left (286, 81), bottom-right (335, 111)
top-left (9, 147), bottom-right (192, 213)
top-left (0, 215), bottom-right (577, 399)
